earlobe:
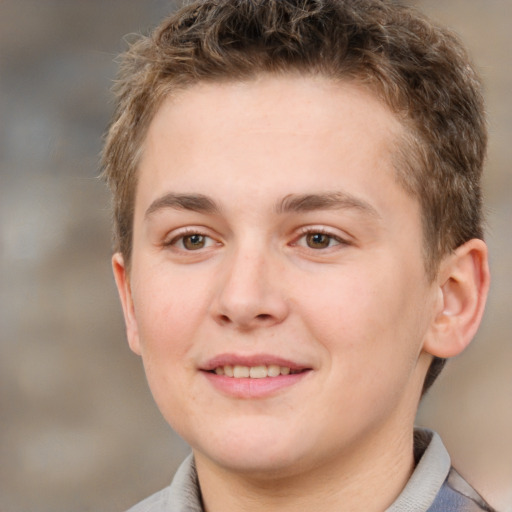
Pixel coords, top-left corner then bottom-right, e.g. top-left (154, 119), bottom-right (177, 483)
top-left (423, 239), bottom-right (490, 359)
top-left (112, 253), bottom-right (142, 356)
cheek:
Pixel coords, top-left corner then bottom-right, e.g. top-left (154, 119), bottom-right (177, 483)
top-left (130, 266), bottom-right (213, 364)
top-left (295, 266), bottom-right (430, 438)
top-left (297, 262), bottom-right (427, 373)
top-left (130, 270), bottom-right (212, 430)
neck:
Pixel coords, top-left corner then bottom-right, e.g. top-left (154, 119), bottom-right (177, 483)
top-left (195, 425), bottom-right (416, 512)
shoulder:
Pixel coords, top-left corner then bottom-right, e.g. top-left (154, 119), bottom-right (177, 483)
top-left (388, 428), bottom-right (496, 512)
top-left (124, 454), bottom-right (203, 512)
top-left (124, 486), bottom-right (171, 512)
top-left (428, 467), bottom-right (497, 512)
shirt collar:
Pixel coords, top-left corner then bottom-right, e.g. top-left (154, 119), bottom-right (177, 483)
top-left (166, 427), bottom-right (451, 512)
top-left (386, 428), bottom-right (451, 511)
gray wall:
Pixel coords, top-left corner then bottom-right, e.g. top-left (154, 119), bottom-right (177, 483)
top-left (0, 1), bottom-right (510, 511)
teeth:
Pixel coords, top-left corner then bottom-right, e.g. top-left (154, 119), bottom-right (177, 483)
top-left (268, 364), bottom-right (281, 377)
top-left (213, 364), bottom-right (297, 378)
top-left (249, 365), bottom-right (267, 378)
top-left (233, 365), bottom-right (250, 378)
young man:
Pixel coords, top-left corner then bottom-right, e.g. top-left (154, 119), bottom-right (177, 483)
top-left (103, 1), bottom-right (495, 510)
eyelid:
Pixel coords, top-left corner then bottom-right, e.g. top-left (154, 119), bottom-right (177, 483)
top-left (163, 226), bottom-right (221, 249)
top-left (291, 225), bottom-right (351, 248)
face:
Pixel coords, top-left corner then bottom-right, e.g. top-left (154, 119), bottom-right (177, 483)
top-left (114, 75), bottom-right (440, 479)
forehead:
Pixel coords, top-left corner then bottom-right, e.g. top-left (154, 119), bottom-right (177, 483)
top-left (137, 74), bottom-right (412, 218)
top-left (145, 74), bottom-right (402, 149)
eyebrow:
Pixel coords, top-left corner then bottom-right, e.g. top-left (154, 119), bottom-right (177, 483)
top-left (276, 192), bottom-right (380, 218)
top-left (144, 191), bottom-right (379, 219)
top-left (145, 193), bottom-right (220, 218)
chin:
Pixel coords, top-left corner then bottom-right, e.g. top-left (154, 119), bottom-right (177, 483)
top-left (203, 446), bottom-right (308, 479)
top-left (185, 419), bottom-right (314, 477)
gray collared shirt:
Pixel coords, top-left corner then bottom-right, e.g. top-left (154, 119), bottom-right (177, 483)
top-left (125, 429), bottom-right (494, 512)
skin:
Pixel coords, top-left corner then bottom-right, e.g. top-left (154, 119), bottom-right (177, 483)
top-left (113, 75), bottom-right (489, 512)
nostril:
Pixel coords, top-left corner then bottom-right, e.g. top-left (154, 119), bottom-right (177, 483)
top-left (256, 314), bottom-right (272, 321)
top-left (218, 314), bottom-right (231, 325)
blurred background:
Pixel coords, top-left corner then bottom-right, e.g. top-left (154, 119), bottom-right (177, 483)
top-left (0, 1), bottom-right (510, 511)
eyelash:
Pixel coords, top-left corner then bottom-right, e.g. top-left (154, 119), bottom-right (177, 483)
top-left (293, 227), bottom-right (349, 250)
top-left (163, 226), bottom-right (349, 253)
top-left (164, 228), bottom-right (218, 251)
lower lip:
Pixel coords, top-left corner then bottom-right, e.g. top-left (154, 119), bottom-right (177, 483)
top-left (202, 371), bottom-right (311, 399)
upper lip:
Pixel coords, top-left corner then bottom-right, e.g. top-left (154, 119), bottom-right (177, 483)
top-left (200, 353), bottom-right (311, 372)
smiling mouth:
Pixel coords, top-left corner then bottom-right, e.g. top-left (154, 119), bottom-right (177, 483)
top-left (209, 365), bottom-right (306, 378)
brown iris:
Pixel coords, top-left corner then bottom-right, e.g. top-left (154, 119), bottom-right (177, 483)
top-left (183, 234), bottom-right (206, 250)
top-left (306, 233), bottom-right (332, 249)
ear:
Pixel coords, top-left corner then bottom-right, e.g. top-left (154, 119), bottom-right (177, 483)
top-left (423, 239), bottom-right (490, 359)
top-left (112, 253), bottom-right (142, 356)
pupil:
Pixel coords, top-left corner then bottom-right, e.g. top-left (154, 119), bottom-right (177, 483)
top-left (185, 234), bottom-right (205, 249)
top-left (308, 233), bottom-right (329, 248)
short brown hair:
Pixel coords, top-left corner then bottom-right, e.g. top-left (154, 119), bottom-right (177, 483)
top-left (102, 0), bottom-right (487, 393)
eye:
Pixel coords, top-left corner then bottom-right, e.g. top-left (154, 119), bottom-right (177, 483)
top-left (305, 232), bottom-right (336, 249)
top-left (169, 232), bottom-right (217, 251)
top-left (183, 234), bottom-right (208, 250)
top-left (294, 229), bottom-right (346, 250)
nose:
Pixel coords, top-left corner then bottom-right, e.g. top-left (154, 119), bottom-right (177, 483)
top-left (211, 246), bottom-right (290, 331)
